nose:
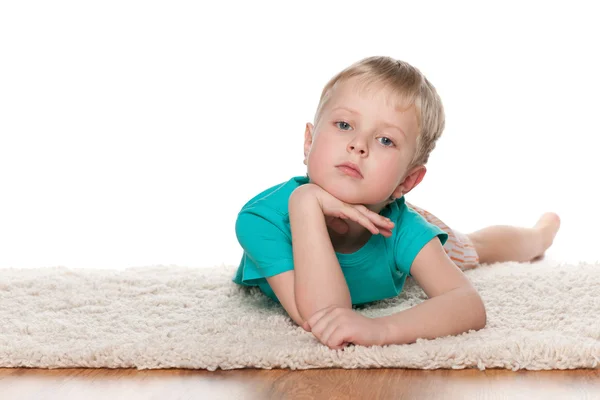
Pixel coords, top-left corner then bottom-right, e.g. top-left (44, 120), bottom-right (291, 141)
top-left (347, 136), bottom-right (368, 156)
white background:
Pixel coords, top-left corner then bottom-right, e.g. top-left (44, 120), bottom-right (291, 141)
top-left (1, 1), bottom-right (598, 270)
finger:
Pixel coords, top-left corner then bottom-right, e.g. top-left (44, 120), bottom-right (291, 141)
top-left (310, 309), bottom-right (336, 336)
top-left (364, 207), bottom-right (395, 228)
top-left (320, 314), bottom-right (343, 345)
top-left (329, 326), bottom-right (349, 350)
top-left (355, 205), bottom-right (395, 230)
top-left (343, 207), bottom-right (379, 234)
top-left (358, 204), bottom-right (394, 228)
top-left (311, 311), bottom-right (341, 343)
top-left (379, 228), bottom-right (393, 237)
top-left (308, 305), bottom-right (336, 328)
top-left (302, 320), bottom-right (311, 332)
top-left (352, 211), bottom-right (392, 237)
top-left (358, 212), bottom-right (383, 235)
top-left (325, 324), bottom-right (346, 350)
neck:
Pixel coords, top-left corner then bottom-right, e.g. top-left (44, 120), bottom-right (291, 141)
top-left (327, 220), bottom-right (373, 250)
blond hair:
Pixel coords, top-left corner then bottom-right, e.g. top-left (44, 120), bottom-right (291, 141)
top-left (313, 56), bottom-right (445, 170)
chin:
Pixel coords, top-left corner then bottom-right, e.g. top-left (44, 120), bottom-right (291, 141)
top-left (309, 167), bottom-right (386, 204)
top-left (332, 190), bottom-right (363, 204)
top-left (316, 179), bottom-right (370, 205)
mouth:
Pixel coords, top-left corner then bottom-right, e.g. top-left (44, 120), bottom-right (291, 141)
top-left (336, 162), bottom-right (363, 179)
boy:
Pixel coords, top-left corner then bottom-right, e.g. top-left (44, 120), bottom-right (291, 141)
top-left (233, 56), bottom-right (561, 350)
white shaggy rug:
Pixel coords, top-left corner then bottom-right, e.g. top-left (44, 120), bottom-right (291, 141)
top-left (0, 259), bottom-right (598, 371)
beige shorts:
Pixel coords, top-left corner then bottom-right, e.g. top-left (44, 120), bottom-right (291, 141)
top-left (406, 202), bottom-right (480, 271)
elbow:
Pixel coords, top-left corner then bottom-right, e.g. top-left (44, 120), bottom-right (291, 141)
top-left (473, 293), bottom-right (487, 330)
top-left (453, 287), bottom-right (487, 332)
top-left (459, 287), bottom-right (486, 331)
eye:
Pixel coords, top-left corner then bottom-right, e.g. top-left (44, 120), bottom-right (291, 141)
top-left (378, 137), bottom-right (395, 147)
top-left (335, 121), bottom-right (352, 131)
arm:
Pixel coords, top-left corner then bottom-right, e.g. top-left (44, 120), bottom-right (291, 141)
top-left (265, 270), bottom-right (311, 331)
top-left (235, 211), bottom-right (312, 331)
top-left (288, 185), bottom-right (352, 322)
top-left (379, 238), bottom-right (487, 345)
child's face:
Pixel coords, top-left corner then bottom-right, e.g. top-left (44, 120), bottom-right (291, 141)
top-left (304, 77), bottom-right (424, 209)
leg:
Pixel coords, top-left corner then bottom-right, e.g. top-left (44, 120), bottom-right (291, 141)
top-left (467, 212), bottom-right (561, 264)
top-left (406, 202), bottom-right (480, 271)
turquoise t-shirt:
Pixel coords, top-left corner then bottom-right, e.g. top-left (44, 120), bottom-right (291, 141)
top-left (232, 176), bottom-right (448, 305)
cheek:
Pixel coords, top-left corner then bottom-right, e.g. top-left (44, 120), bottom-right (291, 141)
top-left (310, 136), bottom-right (336, 159)
top-left (373, 150), bottom-right (399, 168)
top-left (308, 152), bottom-right (329, 175)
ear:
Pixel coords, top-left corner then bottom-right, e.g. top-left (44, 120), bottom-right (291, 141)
top-left (303, 122), bottom-right (314, 165)
top-left (392, 165), bottom-right (427, 198)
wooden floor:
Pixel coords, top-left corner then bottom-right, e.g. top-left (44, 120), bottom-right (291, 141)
top-left (1, 367), bottom-right (599, 399)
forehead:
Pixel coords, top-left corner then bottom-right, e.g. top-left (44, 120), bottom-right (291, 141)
top-left (332, 77), bottom-right (409, 106)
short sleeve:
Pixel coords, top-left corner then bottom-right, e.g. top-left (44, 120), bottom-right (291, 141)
top-left (394, 207), bottom-right (448, 277)
top-left (234, 211), bottom-right (295, 285)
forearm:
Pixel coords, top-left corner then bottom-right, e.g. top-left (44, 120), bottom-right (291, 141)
top-left (289, 191), bottom-right (352, 321)
top-left (378, 287), bottom-right (486, 345)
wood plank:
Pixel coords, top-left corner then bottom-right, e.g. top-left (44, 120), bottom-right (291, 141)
top-left (1, 368), bottom-right (599, 399)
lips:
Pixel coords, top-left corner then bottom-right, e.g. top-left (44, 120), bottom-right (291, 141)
top-left (336, 162), bottom-right (363, 178)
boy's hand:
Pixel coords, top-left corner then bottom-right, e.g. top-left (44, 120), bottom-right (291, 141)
top-left (293, 183), bottom-right (394, 237)
top-left (307, 305), bottom-right (388, 350)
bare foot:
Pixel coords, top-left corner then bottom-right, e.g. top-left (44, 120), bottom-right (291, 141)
top-left (532, 212), bottom-right (561, 259)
